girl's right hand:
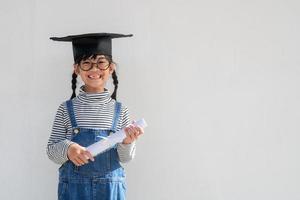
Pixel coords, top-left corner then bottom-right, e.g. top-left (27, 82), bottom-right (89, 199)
top-left (67, 143), bottom-right (95, 166)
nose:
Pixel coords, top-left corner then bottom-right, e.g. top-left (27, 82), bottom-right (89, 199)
top-left (90, 63), bottom-right (99, 71)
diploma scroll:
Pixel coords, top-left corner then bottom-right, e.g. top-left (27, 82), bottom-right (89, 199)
top-left (86, 119), bottom-right (147, 157)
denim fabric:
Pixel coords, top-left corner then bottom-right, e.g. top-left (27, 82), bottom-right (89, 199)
top-left (58, 100), bottom-right (126, 200)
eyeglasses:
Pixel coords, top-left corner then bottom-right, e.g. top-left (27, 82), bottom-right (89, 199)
top-left (79, 59), bottom-right (110, 71)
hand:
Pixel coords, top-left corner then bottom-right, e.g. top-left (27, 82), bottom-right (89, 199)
top-left (122, 121), bottom-right (144, 144)
top-left (67, 143), bottom-right (94, 166)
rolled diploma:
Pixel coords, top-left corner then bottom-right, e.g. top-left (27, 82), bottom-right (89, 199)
top-left (86, 118), bottom-right (147, 157)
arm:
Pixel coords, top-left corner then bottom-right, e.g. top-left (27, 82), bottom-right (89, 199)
top-left (46, 103), bottom-right (75, 165)
top-left (117, 105), bottom-right (137, 163)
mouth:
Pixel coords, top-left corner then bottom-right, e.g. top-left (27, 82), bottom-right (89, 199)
top-left (87, 74), bottom-right (102, 80)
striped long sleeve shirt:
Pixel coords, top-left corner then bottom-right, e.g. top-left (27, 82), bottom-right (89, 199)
top-left (46, 86), bottom-right (136, 165)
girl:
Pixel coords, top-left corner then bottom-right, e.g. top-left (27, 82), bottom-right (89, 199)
top-left (46, 33), bottom-right (144, 200)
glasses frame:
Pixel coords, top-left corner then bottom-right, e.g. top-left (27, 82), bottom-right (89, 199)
top-left (79, 59), bottom-right (111, 71)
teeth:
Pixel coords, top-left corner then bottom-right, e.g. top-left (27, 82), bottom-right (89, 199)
top-left (88, 74), bottom-right (101, 79)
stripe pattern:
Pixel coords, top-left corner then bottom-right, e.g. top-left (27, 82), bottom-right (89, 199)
top-left (46, 86), bottom-right (136, 165)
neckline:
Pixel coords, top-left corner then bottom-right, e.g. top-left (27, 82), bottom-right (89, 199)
top-left (76, 85), bottom-right (112, 105)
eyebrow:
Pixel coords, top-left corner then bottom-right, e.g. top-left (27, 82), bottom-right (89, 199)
top-left (84, 55), bottom-right (107, 61)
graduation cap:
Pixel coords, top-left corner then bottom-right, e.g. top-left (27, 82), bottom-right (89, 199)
top-left (50, 33), bottom-right (133, 61)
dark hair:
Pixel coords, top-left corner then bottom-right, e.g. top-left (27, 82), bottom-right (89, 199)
top-left (70, 54), bottom-right (119, 100)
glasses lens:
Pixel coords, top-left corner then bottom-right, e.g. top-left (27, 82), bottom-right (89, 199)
top-left (97, 61), bottom-right (110, 70)
top-left (80, 59), bottom-right (110, 71)
top-left (80, 61), bottom-right (92, 71)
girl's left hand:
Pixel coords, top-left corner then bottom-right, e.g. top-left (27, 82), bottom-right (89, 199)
top-left (122, 121), bottom-right (144, 144)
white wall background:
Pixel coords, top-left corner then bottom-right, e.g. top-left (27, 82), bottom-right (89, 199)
top-left (0, 0), bottom-right (299, 199)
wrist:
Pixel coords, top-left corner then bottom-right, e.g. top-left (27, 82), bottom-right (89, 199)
top-left (66, 142), bottom-right (76, 160)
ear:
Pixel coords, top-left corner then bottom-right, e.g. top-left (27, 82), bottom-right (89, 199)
top-left (73, 64), bottom-right (80, 75)
top-left (109, 62), bottom-right (116, 75)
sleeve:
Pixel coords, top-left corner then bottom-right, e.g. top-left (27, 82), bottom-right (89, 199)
top-left (46, 102), bottom-right (75, 165)
top-left (117, 105), bottom-right (137, 163)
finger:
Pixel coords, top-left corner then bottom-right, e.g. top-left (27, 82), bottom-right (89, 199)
top-left (136, 126), bottom-right (144, 135)
top-left (124, 127), bottom-right (131, 136)
top-left (127, 124), bottom-right (134, 131)
top-left (74, 155), bottom-right (86, 166)
top-left (76, 157), bottom-right (86, 165)
top-left (130, 127), bottom-right (138, 136)
top-left (73, 157), bottom-right (83, 166)
top-left (124, 127), bottom-right (133, 137)
top-left (85, 150), bottom-right (95, 162)
top-left (127, 125), bottom-right (136, 134)
top-left (134, 126), bottom-right (140, 134)
top-left (79, 147), bottom-right (91, 162)
top-left (134, 131), bottom-right (139, 140)
top-left (125, 127), bottom-right (133, 138)
top-left (131, 127), bottom-right (140, 138)
top-left (132, 126), bottom-right (140, 135)
top-left (133, 131), bottom-right (139, 140)
top-left (129, 131), bottom-right (136, 141)
top-left (131, 124), bottom-right (142, 134)
top-left (73, 161), bottom-right (80, 167)
top-left (124, 127), bottom-right (136, 142)
top-left (129, 129), bottom-right (137, 140)
top-left (78, 154), bottom-right (89, 164)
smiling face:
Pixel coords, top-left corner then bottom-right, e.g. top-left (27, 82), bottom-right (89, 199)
top-left (74, 54), bottom-right (115, 93)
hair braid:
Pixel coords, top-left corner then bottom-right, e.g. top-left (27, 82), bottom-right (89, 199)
top-left (70, 72), bottom-right (77, 99)
top-left (111, 71), bottom-right (118, 100)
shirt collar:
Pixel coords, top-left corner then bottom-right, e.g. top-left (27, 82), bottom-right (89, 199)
top-left (76, 85), bottom-right (112, 105)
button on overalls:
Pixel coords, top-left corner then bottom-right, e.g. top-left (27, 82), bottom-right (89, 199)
top-left (58, 100), bottom-right (126, 200)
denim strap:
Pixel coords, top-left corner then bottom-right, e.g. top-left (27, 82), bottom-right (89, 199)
top-left (66, 100), bottom-right (78, 128)
top-left (111, 102), bottom-right (122, 133)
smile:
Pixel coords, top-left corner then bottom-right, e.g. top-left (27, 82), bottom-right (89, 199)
top-left (87, 74), bottom-right (102, 79)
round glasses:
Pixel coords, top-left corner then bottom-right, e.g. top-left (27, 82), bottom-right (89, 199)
top-left (79, 59), bottom-right (110, 71)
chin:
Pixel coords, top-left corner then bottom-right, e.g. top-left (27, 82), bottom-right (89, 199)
top-left (85, 83), bottom-right (105, 89)
top-left (87, 84), bottom-right (103, 88)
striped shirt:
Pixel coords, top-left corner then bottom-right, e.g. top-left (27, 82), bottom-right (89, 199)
top-left (46, 86), bottom-right (136, 165)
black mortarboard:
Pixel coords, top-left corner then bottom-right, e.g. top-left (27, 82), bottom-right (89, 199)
top-left (50, 33), bottom-right (133, 61)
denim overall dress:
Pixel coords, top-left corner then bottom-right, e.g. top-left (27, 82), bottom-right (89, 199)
top-left (58, 100), bottom-right (126, 200)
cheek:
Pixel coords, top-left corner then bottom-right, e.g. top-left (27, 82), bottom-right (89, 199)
top-left (102, 71), bottom-right (111, 79)
top-left (78, 73), bottom-right (88, 82)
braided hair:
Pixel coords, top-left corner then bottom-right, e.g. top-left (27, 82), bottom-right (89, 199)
top-left (70, 72), bottom-right (77, 99)
top-left (111, 70), bottom-right (118, 100)
top-left (70, 54), bottom-right (119, 100)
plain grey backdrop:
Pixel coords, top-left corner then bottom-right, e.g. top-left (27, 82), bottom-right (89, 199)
top-left (0, 0), bottom-right (299, 199)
